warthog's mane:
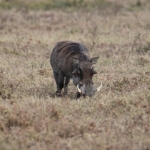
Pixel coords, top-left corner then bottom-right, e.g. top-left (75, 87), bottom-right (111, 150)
top-left (56, 41), bottom-right (90, 62)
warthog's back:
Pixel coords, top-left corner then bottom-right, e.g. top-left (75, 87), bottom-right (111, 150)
top-left (50, 41), bottom-right (90, 77)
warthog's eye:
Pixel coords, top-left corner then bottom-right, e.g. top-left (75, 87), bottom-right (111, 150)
top-left (77, 69), bottom-right (81, 74)
top-left (72, 68), bottom-right (81, 75)
top-left (78, 67), bottom-right (82, 73)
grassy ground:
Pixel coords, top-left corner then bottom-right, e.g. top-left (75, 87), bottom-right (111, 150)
top-left (0, 0), bottom-right (150, 149)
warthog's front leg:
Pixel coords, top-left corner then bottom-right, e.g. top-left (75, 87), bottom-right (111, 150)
top-left (53, 71), bottom-right (64, 97)
top-left (76, 92), bottom-right (81, 99)
top-left (64, 76), bottom-right (70, 95)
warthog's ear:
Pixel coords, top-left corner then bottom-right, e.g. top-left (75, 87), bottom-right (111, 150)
top-left (90, 57), bottom-right (99, 64)
top-left (72, 58), bottom-right (80, 65)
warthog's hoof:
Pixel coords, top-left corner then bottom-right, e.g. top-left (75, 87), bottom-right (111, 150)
top-left (55, 91), bottom-right (62, 97)
top-left (76, 92), bottom-right (81, 99)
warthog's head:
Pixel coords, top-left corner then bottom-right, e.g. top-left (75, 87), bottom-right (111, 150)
top-left (72, 57), bottom-right (102, 98)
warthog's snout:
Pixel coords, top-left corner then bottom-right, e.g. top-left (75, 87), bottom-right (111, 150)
top-left (77, 82), bottom-right (102, 97)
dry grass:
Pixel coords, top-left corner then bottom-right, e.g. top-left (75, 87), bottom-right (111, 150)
top-left (0, 1), bottom-right (150, 149)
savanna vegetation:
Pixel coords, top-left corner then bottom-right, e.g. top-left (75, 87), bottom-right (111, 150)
top-left (0, 0), bottom-right (150, 149)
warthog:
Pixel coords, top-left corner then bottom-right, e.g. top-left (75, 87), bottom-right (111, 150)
top-left (50, 41), bottom-right (102, 98)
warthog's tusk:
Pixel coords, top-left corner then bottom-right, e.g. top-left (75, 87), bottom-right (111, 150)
top-left (96, 81), bottom-right (102, 92)
top-left (77, 84), bottom-right (82, 93)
